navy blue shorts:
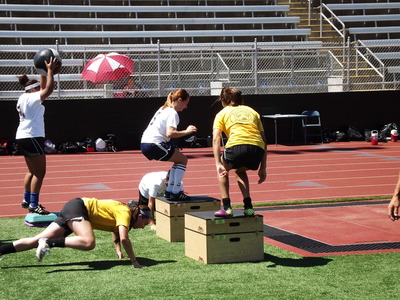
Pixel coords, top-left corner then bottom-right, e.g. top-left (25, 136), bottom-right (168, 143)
top-left (223, 144), bottom-right (265, 170)
top-left (54, 198), bottom-right (90, 237)
top-left (141, 142), bottom-right (175, 161)
top-left (16, 137), bottom-right (45, 157)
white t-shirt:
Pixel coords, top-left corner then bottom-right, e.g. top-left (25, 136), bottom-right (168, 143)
top-left (141, 106), bottom-right (179, 144)
top-left (139, 171), bottom-right (184, 199)
top-left (139, 171), bottom-right (168, 199)
top-left (15, 91), bottom-right (45, 139)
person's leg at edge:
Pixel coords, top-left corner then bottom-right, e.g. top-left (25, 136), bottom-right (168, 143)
top-left (0, 222), bottom-right (65, 256)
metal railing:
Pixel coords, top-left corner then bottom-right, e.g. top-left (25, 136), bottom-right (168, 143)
top-left (1, 39), bottom-right (400, 100)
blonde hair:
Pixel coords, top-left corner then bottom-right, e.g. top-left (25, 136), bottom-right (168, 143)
top-left (162, 89), bottom-right (190, 109)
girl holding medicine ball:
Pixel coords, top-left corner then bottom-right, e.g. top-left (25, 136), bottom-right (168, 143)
top-left (16, 56), bottom-right (58, 215)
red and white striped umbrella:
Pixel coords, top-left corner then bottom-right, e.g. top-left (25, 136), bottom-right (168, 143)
top-left (81, 52), bottom-right (134, 83)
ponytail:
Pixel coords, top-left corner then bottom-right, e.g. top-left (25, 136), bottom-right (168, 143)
top-left (162, 89), bottom-right (190, 109)
top-left (18, 74), bottom-right (39, 92)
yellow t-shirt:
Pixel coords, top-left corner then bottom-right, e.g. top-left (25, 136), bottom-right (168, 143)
top-left (82, 197), bottom-right (131, 232)
top-left (213, 105), bottom-right (265, 149)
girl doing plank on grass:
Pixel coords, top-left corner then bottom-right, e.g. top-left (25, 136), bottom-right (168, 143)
top-left (16, 57), bottom-right (59, 215)
top-left (212, 87), bottom-right (267, 218)
top-left (0, 198), bottom-right (152, 268)
top-left (141, 89), bottom-right (197, 201)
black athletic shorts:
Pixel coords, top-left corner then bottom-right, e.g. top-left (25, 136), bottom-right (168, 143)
top-left (54, 198), bottom-right (90, 237)
top-left (138, 192), bottom-right (149, 206)
top-left (141, 142), bottom-right (175, 161)
top-left (223, 144), bottom-right (265, 170)
top-left (16, 137), bottom-right (45, 157)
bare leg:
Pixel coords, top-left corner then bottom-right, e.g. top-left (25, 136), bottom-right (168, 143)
top-left (235, 168), bottom-right (250, 199)
top-left (13, 222), bottom-right (65, 252)
top-left (168, 149), bottom-right (188, 165)
top-left (64, 219), bottom-right (96, 251)
top-left (24, 154), bottom-right (46, 194)
top-left (218, 156), bottom-right (232, 199)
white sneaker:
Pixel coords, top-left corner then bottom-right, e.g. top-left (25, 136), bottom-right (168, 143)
top-left (36, 238), bottom-right (50, 262)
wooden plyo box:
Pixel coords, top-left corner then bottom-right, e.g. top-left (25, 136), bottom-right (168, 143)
top-left (155, 195), bottom-right (220, 242)
top-left (185, 211), bottom-right (264, 264)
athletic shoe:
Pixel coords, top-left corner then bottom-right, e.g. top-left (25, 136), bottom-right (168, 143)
top-left (169, 191), bottom-right (191, 201)
top-left (164, 191), bottom-right (171, 199)
top-left (21, 200), bottom-right (29, 209)
top-left (28, 204), bottom-right (49, 215)
top-left (244, 208), bottom-right (255, 217)
top-left (36, 238), bottom-right (50, 262)
top-left (214, 208), bottom-right (234, 218)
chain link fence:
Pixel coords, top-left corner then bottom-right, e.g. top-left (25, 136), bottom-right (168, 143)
top-left (0, 40), bottom-right (399, 100)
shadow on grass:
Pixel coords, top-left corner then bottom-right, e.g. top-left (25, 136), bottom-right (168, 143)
top-left (1, 257), bottom-right (176, 272)
top-left (264, 253), bottom-right (333, 268)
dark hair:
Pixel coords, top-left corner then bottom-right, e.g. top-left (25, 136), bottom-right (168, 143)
top-left (18, 74), bottom-right (39, 91)
top-left (128, 204), bottom-right (152, 229)
top-left (217, 87), bottom-right (244, 106)
top-left (162, 88), bottom-right (190, 109)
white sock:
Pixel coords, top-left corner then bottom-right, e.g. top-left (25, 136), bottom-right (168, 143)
top-left (166, 165), bottom-right (176, 193)
top-left (172, 164), bottom-right (186, 194)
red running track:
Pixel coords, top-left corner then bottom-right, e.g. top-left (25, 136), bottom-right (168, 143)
top-left (1, 141), bottom-right (400, 255)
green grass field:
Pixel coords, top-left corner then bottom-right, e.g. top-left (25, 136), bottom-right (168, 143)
top-left (0, 216), bottom-right (398, 300)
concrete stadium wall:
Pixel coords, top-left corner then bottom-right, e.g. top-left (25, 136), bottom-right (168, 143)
top-left (1, 90), bottom-right (400, 150)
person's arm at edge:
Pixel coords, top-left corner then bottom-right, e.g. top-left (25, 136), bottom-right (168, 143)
top-left (258, 131), bottom-right (267, 184)
top-left (388, 171), bottom-right (400, 221)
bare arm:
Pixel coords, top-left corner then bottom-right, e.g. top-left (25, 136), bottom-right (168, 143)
top-left (118, 225), bottom-right (146, 268)
top-left (111, 231), bottom-right (126, 259)
top-left (388, 171), bottom-right (400, 221)
top-left (212, 128), bottom-right (227, 178)
top-left (166, 125), bottom-right (197, 139)
top-left (39, 57), bottom-right (57, 101)
top-left (148, 197), bottom-right (156, 230)
top-left (258, 131), bottom-right (267, 184)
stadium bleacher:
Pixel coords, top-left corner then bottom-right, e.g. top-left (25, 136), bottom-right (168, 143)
top-left (0, 3), bottom-right (312, 45)
top-left (1, 0), bottom-right (400, 97)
